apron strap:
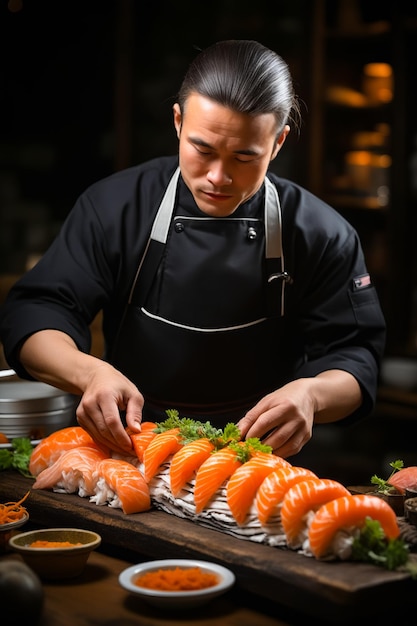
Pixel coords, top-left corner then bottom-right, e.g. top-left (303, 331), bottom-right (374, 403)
top-left (127, 168), bottom-right (289, 316)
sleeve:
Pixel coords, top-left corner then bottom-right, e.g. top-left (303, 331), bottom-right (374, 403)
top-left (290, 211), bottom-right (386, 423)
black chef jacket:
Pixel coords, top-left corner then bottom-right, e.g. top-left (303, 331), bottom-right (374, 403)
top-left (0, 155), bottom-right (386, 424)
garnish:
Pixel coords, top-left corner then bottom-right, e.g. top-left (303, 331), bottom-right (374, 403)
top-left (370, 459), bottom-right (404, 494)
top-left (155, 410), bottom-right (273, 458)
top-left (0, 490), bottom-right (30, 525)
top-left (351, 517), bottom-right (417, 576)
top-left (0, 437), bottom-right (34, 477)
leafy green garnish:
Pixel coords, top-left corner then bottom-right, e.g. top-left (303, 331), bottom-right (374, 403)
top-left (154, 410), bottom-right (273, 459)
top-left (351, 517), bottom-right (417, 577)
top-left (0, 437), bottom-right (34, 477)
top-left (370, 459), bottom-right (404, 494)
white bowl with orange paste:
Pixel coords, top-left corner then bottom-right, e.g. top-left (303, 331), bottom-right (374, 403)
top-left (119, 558), bottom-right (235, 609)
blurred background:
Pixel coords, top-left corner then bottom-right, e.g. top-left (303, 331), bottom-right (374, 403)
top-left (1, 0), bottom-right (416, 483)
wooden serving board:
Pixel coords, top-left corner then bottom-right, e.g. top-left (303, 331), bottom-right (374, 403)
top-left (1, 471), bottom-right (416, 622)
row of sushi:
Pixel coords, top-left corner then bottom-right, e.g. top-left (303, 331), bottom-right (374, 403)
top-left (27, 423), bottom-right (411, 569)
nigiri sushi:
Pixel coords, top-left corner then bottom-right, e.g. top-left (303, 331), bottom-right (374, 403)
top-left (388, 466), bottom-right (417, 495)
top-left (142, 428), bottom-right (183, 482)
top-left (32, 445), bottom-right (109, 496)
top-left (308, 493), bottom-right (401, 560)
top-left (226, 452), bottom-right (291, 526)
top-left (128, 422), bottom-right (157, 463)
top-left (169, 438), bottom-right (215, 498)
top-left (29, 426), bottom-right (106, 476)
top-left (256, 465), bottom-right (318, 525)
top-left (91, 458), bottom-right (151, 514)
top-left (281, 478), bottom-right (350, 549)
top-left (193, 445), bottom-right (243, 514)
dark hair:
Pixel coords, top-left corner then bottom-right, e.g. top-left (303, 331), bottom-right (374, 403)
top-left (177, 40), bottom-right (301, 134)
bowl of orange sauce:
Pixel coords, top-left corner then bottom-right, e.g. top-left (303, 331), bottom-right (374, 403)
top-left (118, 558), bottom-right (235, 609)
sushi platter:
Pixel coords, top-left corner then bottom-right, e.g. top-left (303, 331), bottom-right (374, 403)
top-left (1, 470), bottom-right (417, 623)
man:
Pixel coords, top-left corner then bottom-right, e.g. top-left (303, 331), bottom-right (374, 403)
top-left (0, 40), bottom-right (386, 458)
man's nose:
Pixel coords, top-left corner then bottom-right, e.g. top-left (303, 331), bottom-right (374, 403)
top-left (207, 162), bottom-right (232, 186)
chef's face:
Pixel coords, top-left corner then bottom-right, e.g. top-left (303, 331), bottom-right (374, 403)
top-left (173, 93), bottom-right (289, 217)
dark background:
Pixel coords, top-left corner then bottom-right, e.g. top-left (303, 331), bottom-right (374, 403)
top-left (1, 0), bottom-right (416, 484)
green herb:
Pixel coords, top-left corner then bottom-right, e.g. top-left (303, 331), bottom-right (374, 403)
top-left (370, 459), bottom-right (404, 494)
top-left (155, 410), bottom-right (272, 458)
top-left (0, 437), bottom-right (33, 477)
top-left (351, 518), bottom-right (417, 576)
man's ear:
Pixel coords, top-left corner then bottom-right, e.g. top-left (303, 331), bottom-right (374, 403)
top-left (271, 125), bottom-right (290, 161)
top-left (173, 103), bottom-right (182, 138)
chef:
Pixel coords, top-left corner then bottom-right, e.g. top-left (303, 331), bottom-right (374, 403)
top-left (0, 40), bottom-right (386, 459)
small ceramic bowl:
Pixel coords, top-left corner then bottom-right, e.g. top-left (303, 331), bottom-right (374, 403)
top-left (119, 558), bottom-right (236, 610)
top-left (0, 511), bottom-right (29, 552)
top-left (8, 527), bottom-right (101, 579)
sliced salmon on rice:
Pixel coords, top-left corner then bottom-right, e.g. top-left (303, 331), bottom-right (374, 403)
top-left (128, 422), bottom-right (157, 462)
top-left (308, 493), bottom-right (400, 560)
top-left (169, 438), bottom-right (215, 498)
top-left (226, 452), bottom-right (291, 526)
top-left (388, 466), bottom-right (417, 495)
top-left (142, 428), bottom-right (183, 482)
top-left (91, 458), bottom-right (151, 514)
top-left (29, 425), bottom-right (105, 476)
top-left (281, 477), bottom-right (351, 549)
top-left (193, 446), bottom-right (243, 514)
top-left (32, 445), bottom-right (109, 496)
top-left (256, 465), bottom-right (318, 525)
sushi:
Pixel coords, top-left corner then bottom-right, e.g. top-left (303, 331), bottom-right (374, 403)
top-left (255, 465), bottom-right (318, 525)
top-left (281, 478), bottom-right (350, 549)
top-left (128, 422), bottom-right (157, 463)
top-left (308, 493), bottom-right (401, 560)
top-left (29, 426), bottom-right (106, 476)
top-left (387, 466), bottom-right (417, 495)
top-left (169, 438), bottom-right (215, 498)
top-left (32, 445), bottom-right (109, 496)
top-left (226, 452), bottom-right (291, 526)
top-left (142, 428), bottom-right (183, 482)
top-left (91, 458), bottom-right (151, 514)
top-left (193, 445), bottom-right (243, 514)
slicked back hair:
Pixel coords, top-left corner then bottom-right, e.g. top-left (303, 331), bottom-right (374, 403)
top-left (177, 40), bottom-right (301, 135)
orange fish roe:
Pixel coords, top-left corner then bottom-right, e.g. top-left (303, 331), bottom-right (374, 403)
top-left (29, 540), bottom-right (83, 548)
top-left (134, 566), bottom-right (219, 591)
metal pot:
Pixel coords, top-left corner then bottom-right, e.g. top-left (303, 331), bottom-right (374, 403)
top-left (0, 374), bottom-right (78, 440)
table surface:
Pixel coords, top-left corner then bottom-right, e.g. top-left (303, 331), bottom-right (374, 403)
top-left (1, 546), bottom-right (306, 626)
top-left (2, 472), bottom-right (417, 625)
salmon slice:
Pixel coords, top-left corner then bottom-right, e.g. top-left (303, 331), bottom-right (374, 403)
top-left (29, 426), bottom-right (104, 476)
top-left (91, 458), bottom-right (151, 514)
top-left (256, 465), bottom-right (318, 525)
top-left (143, 428), bottom-right (183, 482)
top-left (308, 493), bottom-right (400, 559)
top-left (193, 446), bottom-right (243, 514)
top-left (388, 466), bottom-right (417, 495)
top-left (226, 452), bottom-right (291, 526)
top-left (169, 438), bottom-right (215, 498)
top-left (32, 445), bottom-right (109, 496)
top-left (128, 422), bottom-right (157, 462)
top-left (281, 478), bottom-right (351, 549)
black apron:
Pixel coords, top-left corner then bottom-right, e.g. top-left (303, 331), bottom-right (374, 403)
top-left (111, 168), bottom-right (297, 423)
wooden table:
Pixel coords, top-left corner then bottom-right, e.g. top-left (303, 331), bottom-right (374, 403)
top-left (1, 549), bottom-right (295, 626)
top-left (2, 471), bottom-right (417, 624)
